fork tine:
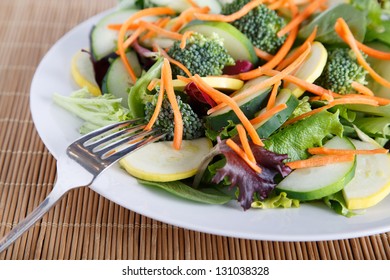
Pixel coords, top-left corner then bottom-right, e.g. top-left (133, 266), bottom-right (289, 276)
top-left (103, 131), bottom-right (166, 163)
top-left (95, 128), bottom-right (163, 159)
top-left (85, 123), bottom-right (146, 150)
top-left (73, 119), bottom-right (143, 145)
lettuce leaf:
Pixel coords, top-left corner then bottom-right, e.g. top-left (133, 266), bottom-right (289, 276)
top-left (251, 192), bottom-right (300, 209)
top-left (264, 111), bottom-right (344, 161)
top-left (208, 138), bottom-right (291, 210)
top-left (52, 88), bottom-right (132, 133)
top-left (323, 191), bottom-right (358, 218)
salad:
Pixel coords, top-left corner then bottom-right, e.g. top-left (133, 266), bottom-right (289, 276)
top-left (53, 0), bottom-right (390, 217)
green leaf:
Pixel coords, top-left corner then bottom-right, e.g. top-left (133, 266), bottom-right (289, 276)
top-left (298, 4), bottom-right (366, 45)
top-left (128, 57), bottom-right (163, 118)
top-left (52, 88), bottom-right (132, 133)
top-left (251, 192), bottom-right (300, 209)
top-left (346, 104), bottom-right (390, 117)
top-left (264, 111), bottom-right (344, 161)
top-left (323, 191), bottom-right (358, 218)
top-left (137, 179), bottom-right (232, 204)
top-left (354, 116), bottom-right (390, 139)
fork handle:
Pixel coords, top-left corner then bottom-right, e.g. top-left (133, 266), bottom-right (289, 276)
top-left (0, 184), bottom-right (69, 254)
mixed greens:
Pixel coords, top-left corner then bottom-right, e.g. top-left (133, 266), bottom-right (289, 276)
top-left (54, 0), bottom-right (390, 216)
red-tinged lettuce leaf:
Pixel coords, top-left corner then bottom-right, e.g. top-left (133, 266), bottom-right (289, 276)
top-left (185, 82), bottom-right (217, 107)
top-left (223, 60), bottom-right (254, 75)
top-left (211, 138), bottom-right (291, 210)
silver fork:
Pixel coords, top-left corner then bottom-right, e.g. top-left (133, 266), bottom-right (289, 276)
top-left (0, 120), bottom-right (165, 253)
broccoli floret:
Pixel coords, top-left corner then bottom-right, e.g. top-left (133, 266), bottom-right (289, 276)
top-left (221, 0), bottom-right (287, 55)
top-left (144, 94), bottom-right (204, 140)
top-left (315, 48), bottom-right (368, 94)
top-left (167, 32), bottom-right (235, 77)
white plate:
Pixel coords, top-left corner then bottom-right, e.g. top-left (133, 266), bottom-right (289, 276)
top-left (30, 9), bottom-right (390, 241)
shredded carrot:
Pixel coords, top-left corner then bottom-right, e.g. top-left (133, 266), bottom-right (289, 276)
top-left (308, 147), bottom-right (389, 155)
top-left (268, 0), bottom-right (289, 10)
top-left (254, 47), bottom-right (274, 61)
top-left (121, 26), bottom-right (146, 53)
top-left (158, 46), bottom-right (193, 77)
top-left (236, 124), bottom-right (256, 164)
top-left (194, 0), bottom-right (263, 22)
top-left (107, 23), bottom-right (140, 31)
top-left (140, 17), bottom-right (171, 41)
top-left (192, 74), bottom-right (264, 146)
top-left (286, 154), bottom-right (355, 169)
top-left (139, 21), bottom-right (183, 40)
top-left (145, 77), bottom-right (165, 131)
top-left (209, 46), bottom-right (311, 115)
top-left (176, 75), bottom-right (192, 84)
top-left (180, 31), bottom-right (194, 49)
top-left (335, 18), bottom-right (390, 89)
top-left (354, 40), bottom-right (390, 60)
top-left (250, 103), bottom-right (287, 125)
top-left (332, 93), bottom-right (390, 106)
top-left (284, 97), bottom-right (379, 126)
top-left (276, 26), bottom-right (317, 71)
top-left (226, 139), bottom-right (262, 173)
top-left (117, 7), bottom-right (176, 83)
top-left (351, 81), bottom-right (374, 96)
top-left (277, 0), bottom-right (327, 37)
top-left (147, 78), bottom-right (161, 91)
top-left (170, 6), bottom-right (210, 32)
top-left (162, 58), bottom-right (183, 150)
top-left (239, 42), bottom-right (310, 81)
top-left (262, 68), bottom-right (334, 100)
top-left (266, 80), bottom-right (281, 110)
top-left (186, 0), bottom-right (199, 8)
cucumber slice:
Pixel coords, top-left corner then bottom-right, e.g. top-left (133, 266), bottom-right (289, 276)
top-left (253, 89), bottom-right (299, 138)
top-left (276, 136), bottom-right (356, 201)
top-left (205, 76), bottom-right (272, 131)
top-left (180, 20), bottom-right (258, 65)
top-left (90, 9), bottom-right (157, 61)
top-left (101, 51), bottom-right (142, 107)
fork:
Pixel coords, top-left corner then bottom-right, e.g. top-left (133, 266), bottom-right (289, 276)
top-left (0, 120), bottom-right (165, 253)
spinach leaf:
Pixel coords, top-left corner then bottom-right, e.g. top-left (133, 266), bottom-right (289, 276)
top-left (298, 4), bottom-right (366, 45)
top-left (138, 179), bottom-right (232, 204)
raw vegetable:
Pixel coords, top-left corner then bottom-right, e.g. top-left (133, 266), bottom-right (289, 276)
top-left (276, 136), bottom-right (356, 201)
top-left (342, 139), bottom-right (390, 209)
top-left (264, 111), bottom-right (344, 161)
top-left (119, 138), bottom-right (213, 182)
top-left (167, 32), bottom-right (235, 77)
top-left (180, 20), bottom-right (258, 65)
top-left (101, 51), bottom-right (142, 107)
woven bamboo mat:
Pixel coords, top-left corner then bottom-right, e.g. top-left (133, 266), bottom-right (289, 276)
top-left (0, 0), bottom-right (390, 260)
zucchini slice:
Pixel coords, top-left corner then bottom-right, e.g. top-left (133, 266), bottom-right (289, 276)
top-left (119, 138), bottom-right (213, 182)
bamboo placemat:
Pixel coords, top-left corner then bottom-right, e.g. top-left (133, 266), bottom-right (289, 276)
top-left (0, 0), bottom-right (389, 260)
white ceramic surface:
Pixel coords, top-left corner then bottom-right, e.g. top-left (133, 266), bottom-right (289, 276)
top-left (30, 9), bottom-right (390, 241)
